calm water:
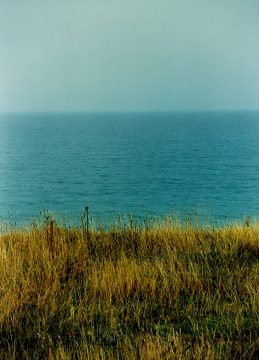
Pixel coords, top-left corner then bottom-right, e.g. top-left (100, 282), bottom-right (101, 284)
top-left (1, 111), bottom-right (259, 225)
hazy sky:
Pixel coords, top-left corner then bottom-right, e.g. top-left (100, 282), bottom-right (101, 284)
top-left (1, 0), bottom-right (259, 112)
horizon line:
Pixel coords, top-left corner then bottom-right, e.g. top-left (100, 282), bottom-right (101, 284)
top-left (1, 109), bottom-right (259, 115)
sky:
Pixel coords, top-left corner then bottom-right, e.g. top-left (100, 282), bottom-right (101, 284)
top-left (0, 0), bottom-right (259, 112)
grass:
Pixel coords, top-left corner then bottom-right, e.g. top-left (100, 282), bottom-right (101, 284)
top-left (0, 216), bottom-right (259, 359)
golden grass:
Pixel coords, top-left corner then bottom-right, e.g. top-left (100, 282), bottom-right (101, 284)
top-left (0, 217), bottom-right (259, 359)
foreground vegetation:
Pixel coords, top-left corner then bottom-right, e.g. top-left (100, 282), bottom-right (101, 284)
top-left (0, 216), bottom-right (259, 359)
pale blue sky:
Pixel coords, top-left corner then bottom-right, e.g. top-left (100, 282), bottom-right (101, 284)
top-left (1, 0), bottom-right (259, 112)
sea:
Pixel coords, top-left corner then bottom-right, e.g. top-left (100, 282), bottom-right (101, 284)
top-left (1, 111), bottom-right (259, 226)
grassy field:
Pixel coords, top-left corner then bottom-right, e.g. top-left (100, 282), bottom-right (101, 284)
top-left (0, 216), bottom-right (259, 359)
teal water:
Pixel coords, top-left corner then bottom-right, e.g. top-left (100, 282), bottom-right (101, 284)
top-left (1, 111), bottom-right (259, 225)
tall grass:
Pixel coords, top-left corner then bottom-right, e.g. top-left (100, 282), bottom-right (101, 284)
top-left (0, 217), bottom-right (259, 359)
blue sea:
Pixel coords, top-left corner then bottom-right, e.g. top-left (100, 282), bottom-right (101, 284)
top-left (1, 111), bottom-right (259, 225)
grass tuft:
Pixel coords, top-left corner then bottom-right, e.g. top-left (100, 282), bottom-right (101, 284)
top-left (0, 218), bottom-right (259, 359)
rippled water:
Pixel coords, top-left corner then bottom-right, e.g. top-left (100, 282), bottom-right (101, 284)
top-left (1, 111), bottom-right (259, 225)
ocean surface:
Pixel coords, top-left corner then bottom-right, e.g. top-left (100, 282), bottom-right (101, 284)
top-left (1, 111), bottom-right (259, 225)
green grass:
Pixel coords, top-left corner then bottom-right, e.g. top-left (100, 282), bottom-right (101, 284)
top-left (0, 217), bottom-right (259, 359)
